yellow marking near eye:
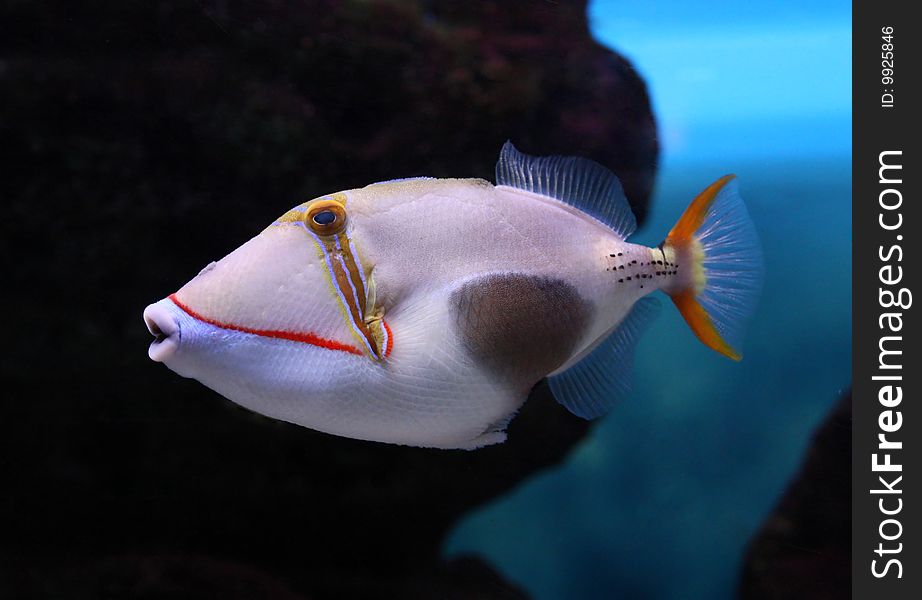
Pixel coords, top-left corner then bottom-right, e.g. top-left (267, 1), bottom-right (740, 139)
top-left (267, 191), bottom-right (384, 360)
top-left (337, 233), bottom-right (368, 315)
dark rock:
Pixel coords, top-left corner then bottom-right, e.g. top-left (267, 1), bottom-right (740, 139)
top-left (739, 393), bottom-right (851, 599)
top-left (1, 0), bottom-right (657, 597)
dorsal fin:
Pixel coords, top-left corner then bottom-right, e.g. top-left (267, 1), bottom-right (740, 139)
top-left (548, 296), bottom-right (660, 419)
top-left (372, 176), bottom-right (436, 184)
top-left (495, 141), bottom-right (637, 239)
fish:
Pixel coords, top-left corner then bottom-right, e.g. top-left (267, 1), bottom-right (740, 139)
top-left (143, 143), bottom-right (763, 449)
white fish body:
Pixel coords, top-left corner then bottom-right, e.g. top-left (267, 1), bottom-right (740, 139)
top-left (144, 144), bottom-right (762, 449)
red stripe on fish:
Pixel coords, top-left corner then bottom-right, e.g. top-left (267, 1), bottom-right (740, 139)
top-left (383, 319), bottom-right (393, 357)
top-left (168, 293), bottom-right (364, 356)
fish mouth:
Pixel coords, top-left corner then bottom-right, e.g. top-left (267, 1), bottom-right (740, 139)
top-left (143, 301), bottom-right (181, 362)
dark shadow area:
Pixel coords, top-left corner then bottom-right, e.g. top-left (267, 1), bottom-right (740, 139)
top-left (740, 392), bottom-right (851, 599)
top-left (1, 1), bottom-right (657, 597)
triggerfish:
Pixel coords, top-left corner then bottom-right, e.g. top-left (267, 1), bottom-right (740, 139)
top-left (143, 143), bottom-right (762, 449)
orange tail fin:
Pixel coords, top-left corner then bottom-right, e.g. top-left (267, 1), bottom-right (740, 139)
top-left (663, 175), bottom-right (763, 361)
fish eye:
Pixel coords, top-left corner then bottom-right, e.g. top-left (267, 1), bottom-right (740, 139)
top-left (312, 210), bottom-right (337, 226)
top-left (305, 200), bottom-right (347, 235)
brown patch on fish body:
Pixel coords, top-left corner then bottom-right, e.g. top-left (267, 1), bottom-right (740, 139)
top-left (450, 273), bottom-right (592, 389)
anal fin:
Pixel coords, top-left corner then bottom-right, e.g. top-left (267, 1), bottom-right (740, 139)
top-left (548, 297), bottom-right (660, 419)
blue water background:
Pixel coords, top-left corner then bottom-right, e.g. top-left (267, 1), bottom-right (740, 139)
top-left (446, 1), bottom-right (852, 598)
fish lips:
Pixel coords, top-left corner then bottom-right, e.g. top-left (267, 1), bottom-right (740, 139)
top-left (143, 298), bottom-right (185, 363)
